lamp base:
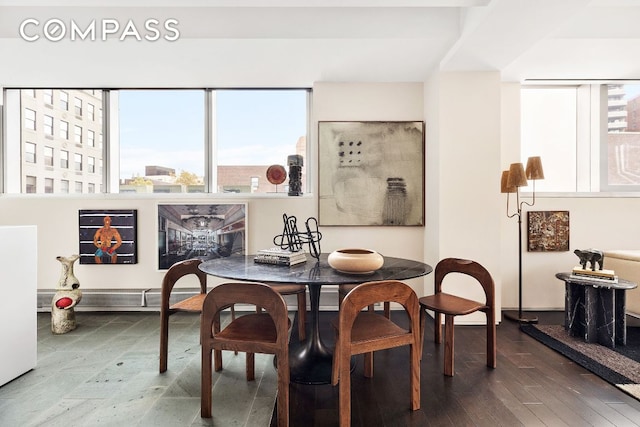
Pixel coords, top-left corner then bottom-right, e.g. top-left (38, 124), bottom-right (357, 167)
top-left (503, 310), bottom-right (538, 324)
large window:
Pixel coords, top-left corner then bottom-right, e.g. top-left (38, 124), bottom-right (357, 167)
top-left (4, 88), bottom-right (309, 194)
top-left (521, 83), bottom-right (640, 193)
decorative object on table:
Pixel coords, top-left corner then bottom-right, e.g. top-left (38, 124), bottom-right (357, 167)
top-left (266, 164), bottom-right (287, 192)
top-left (527, 211), bottom-right (570, 252)
top-left (156, 203), bottom-right (246, 270)
top-left (327, 248), bottom-right (384, 274)
top-left (573, 248), bottom-right (604, 271)
top-left (78, 209), bottom-right (137, 265)
top-left (570, 249), bottom-right (617, 284)
top-left (272, 213), bottom-right (322, 259)
top-left (51, 254), bottom-right (82, 334)
top-left (501, 156), bottom-right (544, 324)
top-left (318, 121), bottom-right (424, 226)
top-left (287, 155), bottom-right (303, 196)
top-left (254, 247), bottom-right (307, 266)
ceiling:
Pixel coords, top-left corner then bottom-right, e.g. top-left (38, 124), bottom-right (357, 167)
top-left (0, 0), bottom-right (640, 86)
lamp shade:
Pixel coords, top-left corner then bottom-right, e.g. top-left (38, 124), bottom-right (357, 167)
top-left (507, 162), bottom-right (528, 188)
top-left (500, 170), bottom-right (516, 193)
top-left (525, 156), bottom-right (545, 180)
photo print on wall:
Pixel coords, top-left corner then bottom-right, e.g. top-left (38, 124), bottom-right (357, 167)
top-left (79, 209), bottom-right (138, 264)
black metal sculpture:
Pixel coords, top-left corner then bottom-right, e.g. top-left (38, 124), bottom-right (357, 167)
top-left (273, 213), bottom-right (322, 259)
top-left (574, 248), bottom-right (604, 271)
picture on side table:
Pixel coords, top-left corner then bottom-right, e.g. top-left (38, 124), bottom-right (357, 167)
top-left (527, 210), bottom-right (570, 252)
top-left (79, 209), bottom-right (138, 264)
top-left (318, 121), bottom-right (425, 226)
top-left (157, 203), bottom-right (246, 270)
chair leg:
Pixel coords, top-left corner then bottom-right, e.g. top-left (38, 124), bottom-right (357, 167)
top-left (331, 332), bottom-right (340, 386)
top-left (410, 340), bottom-right (421, 411)
top-left (276, 348), bottom-right (290, 427)
top-left (338, 345), bottom-right (352, 427)
top-left (246, 352), bottom-right (255, 381)
top-left (214, 349), bottom-right (223, 372)
top-left (383, 302), bottom-right (390, 319)
top-left (201, 346), bottom-right (213, 418)
top-left (487, 311), bottom-right (497, 368)
top-left (434, 311), bottom-right (443, 344)
top-left (419, 307), bottom-right (426, 361)
top-left (444, 314), bottom-right (455, 376)
top-left (364, 352), bottom-right (374, 378)
top-left (297, 291), bottom-right (306, 341)
top-left (159, 309), bottom-right (169, 373)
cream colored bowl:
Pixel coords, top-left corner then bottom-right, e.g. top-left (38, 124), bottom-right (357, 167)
top-left (327, 249), bottom-right (384, 274)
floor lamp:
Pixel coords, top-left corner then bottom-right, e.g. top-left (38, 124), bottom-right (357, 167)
top-left (501, 156), bottom-right (544, 324)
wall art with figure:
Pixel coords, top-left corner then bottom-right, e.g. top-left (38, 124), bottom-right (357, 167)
top-left (79, 209), bottom-right (138, 264)
top-left (318, 121), bottom-right (425, 226)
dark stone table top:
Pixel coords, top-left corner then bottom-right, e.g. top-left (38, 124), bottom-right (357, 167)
top-left (556, 272), bottom-right (638, 290)
top-left (199, 253), bottom-right (432, 285)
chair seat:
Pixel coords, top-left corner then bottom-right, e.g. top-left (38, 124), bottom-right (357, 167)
top-left (269, 283), bottom-right (306, 294)
top-left (331, 312), bottom-right (409, 349)
top-left (419, 293), bottom-right (486, 316)
top-left (216, 313), bottom-right (291, 344)
top-left (170, 293), bottom-right (206, 312)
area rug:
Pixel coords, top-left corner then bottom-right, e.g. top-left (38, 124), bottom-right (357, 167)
top-left (521, 324), bottom-right (640, 401)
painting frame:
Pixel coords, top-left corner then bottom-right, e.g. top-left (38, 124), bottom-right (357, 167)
top-left (318, 121), bottom-right (425, 226)
top-left (79, 209), bottom-right (138, 264)
top-left (157, 203), bottom-right (247, 270)
top-left (527, 210), bottom-right (570, 252)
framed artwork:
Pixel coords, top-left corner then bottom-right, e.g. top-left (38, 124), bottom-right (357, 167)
top-left (157, 203), bottom-right (247, 270)
top-left (527, 210), bottom-right (570, 252)
top-left (79, 209), bottom-right (138, 264)
top-left (318, 121), bottom-right (425, 226)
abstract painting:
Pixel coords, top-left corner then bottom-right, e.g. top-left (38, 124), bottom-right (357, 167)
top-left (527, 210), bottom-right (570, 252)
top-left (318, 121), bottom-right (424, 226)
top-left (79, 209), bottom-right (138, 264)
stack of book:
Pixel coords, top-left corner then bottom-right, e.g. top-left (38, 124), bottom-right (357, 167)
top-left (570, 266), bottom-right (618, 284)
top-left (254, 247), bottom-right (307, 266)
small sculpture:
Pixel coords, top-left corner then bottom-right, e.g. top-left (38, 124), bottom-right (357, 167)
top-left (574, 249), bottom-right (604, 271)
top-left (272, 213), bottom-right (322, 259)
top-left (51, 254), bottom-right (82, 334)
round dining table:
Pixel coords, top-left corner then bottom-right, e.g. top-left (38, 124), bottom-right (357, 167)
top-left (199, 253), bottom-right (432, 384)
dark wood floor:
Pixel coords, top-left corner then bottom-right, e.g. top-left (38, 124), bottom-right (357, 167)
top-left (274, 310), bottom-right (640, 427)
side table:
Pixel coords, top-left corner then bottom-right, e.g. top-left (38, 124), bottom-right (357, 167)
top-left (555, 272), bottom-right (638, 348)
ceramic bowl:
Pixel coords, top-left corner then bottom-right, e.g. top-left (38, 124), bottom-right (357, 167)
top-left (327, 248), bottom-right (384, 274)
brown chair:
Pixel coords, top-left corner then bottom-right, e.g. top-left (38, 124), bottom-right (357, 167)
top-left (200, 282), bottom-right (290, 426)
top-left (160, 258), bottom-right (222, 373)
top-left (264, 283), bottom-right (307, 340)
top-left (338, 283), bottom-right (389, 317)
top-left (331, 280), bottom-right (421, 427)
top-left (419, 257), bottom-right (496, 377)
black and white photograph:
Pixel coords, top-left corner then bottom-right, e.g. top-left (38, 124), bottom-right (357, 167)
top-left (157, 203), bottom-right (246, 270)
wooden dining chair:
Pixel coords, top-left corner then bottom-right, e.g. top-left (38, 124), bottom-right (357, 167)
top-left (419, 257), bottom-right (496, 377)
top-left (331, 280), bottom-right (421, 427)
top-left (160, 258), bottom-right (224, 373)
top-left (264, 283), bottom-right (307, 340)
top-left (338, 283), bottom-right (389, 317)
top-left (201, 282), bottom-right (291, 426)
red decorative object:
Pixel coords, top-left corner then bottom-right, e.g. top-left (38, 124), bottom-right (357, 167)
top-left (266, 165), bottom-right (287, 185)
top-left (55, 297), bottom-right (73, 309)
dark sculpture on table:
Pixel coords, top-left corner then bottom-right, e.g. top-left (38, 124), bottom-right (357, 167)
top-left (574, 248), bottom-right (604, 271)
top-left (273, 213), bottom-right (322, 259)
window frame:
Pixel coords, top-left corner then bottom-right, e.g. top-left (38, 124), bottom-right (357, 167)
top-left (3, 87), bottom-right (311, 196)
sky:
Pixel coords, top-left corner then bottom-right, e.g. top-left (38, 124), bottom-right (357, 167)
top-left (118, 89), bottom-right (307, 179)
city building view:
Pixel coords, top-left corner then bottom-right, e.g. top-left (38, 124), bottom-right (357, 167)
top-left (607, 84), bottom-right (640, 185)
top-left (18, 89), bottom-right (307, 194)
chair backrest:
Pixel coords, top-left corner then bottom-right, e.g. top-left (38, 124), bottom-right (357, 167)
top-left (434, 258), bottom-right (495, 307)
top-left (340, 280), bottom-right (420, 332)
top-left (201, 282), bottom-right (289, 344)
top-left (161, 258), bottom-right (207, 301)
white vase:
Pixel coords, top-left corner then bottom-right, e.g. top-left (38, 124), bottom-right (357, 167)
top-left (328, 249), bottom-right (384, 274)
